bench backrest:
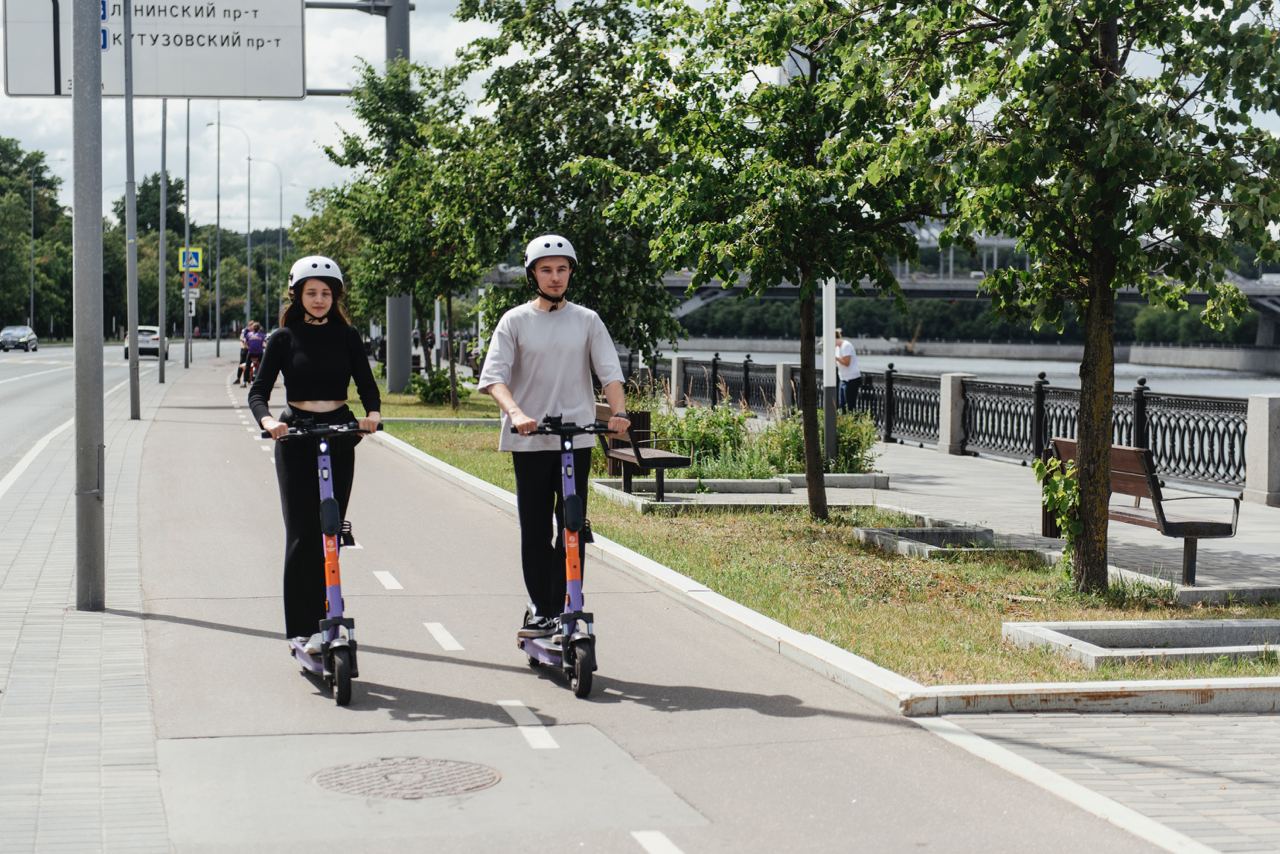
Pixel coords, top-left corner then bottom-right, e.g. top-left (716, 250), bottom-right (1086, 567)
top-left (594, 402), bottom-right (650, 466)
top-left (1051, 438), bottom-right (1164, 507)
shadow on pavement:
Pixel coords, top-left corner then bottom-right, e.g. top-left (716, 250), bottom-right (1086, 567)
top-left (109, 609), bottom-right (906, 727)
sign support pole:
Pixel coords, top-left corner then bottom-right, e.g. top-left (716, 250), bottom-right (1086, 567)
top-left (73, 0), bottom-right (105, 610)
top-left (158, 99), bottom-right (168, 383)
top-left (183, 98), bottom-right (192, 368)
top-left (123, 0), bottom-right (140, 419)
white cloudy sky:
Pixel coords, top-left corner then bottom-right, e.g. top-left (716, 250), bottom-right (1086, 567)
top-left (0, 2), bottom-right (492, 228)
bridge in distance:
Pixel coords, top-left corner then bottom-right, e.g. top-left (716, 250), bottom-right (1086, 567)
top-left (487, 263), bottom-right (1280, 346)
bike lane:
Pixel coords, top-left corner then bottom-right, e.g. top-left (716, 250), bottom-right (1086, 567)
top-left (138, 358), bottom-right (1162, 853)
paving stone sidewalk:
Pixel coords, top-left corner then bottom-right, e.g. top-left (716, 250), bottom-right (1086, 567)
top-left (957, 713), bottom-right (1280, 853)
top-left (0, 373), bottom-right (169, 853)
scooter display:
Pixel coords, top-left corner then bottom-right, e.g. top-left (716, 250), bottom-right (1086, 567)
top-left (266, 419), bottom-right (379, 706)
top-left (512, 415), bottom-right (611, 698)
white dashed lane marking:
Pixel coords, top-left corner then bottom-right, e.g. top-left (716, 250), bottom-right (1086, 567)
top-left (498, 701), bottom-right (558, 749)
top-left (423, 622), bottom-right (463, 652)
top-left (372, 571), bottom-right (402, 590)
top-left (631, 831), bottom-right (685, 854)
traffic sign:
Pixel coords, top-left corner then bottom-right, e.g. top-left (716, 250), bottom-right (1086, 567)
top-left (186, 288), bottom-right (201, 300)
top-left (179, 249), bottom-right (203, 272)
top-left (183, 271), bottom-right (201, 289)
top-left (4, 0), bottom-right (306, 99)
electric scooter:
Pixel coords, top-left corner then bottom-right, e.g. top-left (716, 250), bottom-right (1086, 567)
top-left (266, 419), bottom-right (380, 706)
top-left (513, 415), bottom-right (611, 698)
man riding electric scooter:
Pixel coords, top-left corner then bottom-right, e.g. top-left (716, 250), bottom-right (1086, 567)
top-left (477, 234), bottom-right (631, 640)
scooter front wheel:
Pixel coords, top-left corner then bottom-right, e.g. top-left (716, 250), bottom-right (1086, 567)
top-left (570, 640), bottom-right (595, 699)
top-left (332, 647), bottom-right (353, 706)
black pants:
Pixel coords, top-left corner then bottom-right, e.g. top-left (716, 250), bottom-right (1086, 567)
top-left (273, 406), bottom-right (357, 638)
top-left (512, 448), bottom-right (592, 618)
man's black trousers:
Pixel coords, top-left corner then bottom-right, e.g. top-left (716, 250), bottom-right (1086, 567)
top-left (272, 406), bottom-right (357, 639)
top-left (512, 448), bottom-right (592, 619)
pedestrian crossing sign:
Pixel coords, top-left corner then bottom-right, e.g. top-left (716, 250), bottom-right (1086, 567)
top-left (178, 248), bottom-right (204, 272)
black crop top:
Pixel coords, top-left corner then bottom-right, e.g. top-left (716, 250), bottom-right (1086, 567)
top-left (247, 321), bottom-right (381, 426)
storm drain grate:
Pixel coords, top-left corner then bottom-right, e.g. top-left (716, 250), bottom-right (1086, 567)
top-left (313, 757), bottom-right (502, 800)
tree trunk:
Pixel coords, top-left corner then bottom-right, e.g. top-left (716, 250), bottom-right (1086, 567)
top-left (445, 292), bottom-right (459, 409)
top-left (1073, 16), bottom-right (1122, 593)
top-left (1074, 261), bottom-right (1116, 592)
top-left (797, 287), bottom-right (828, 520)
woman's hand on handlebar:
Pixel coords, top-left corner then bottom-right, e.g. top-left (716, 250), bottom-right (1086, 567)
top-left (261, 417), bottom-right (288, 440)
top-left (358, 411), bottom-right (382, 434)
top-left (510, 408), bottom-right (539, 435)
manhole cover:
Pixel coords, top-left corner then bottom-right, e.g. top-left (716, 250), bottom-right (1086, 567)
top-left (313, 757), bottom-right (502, 800)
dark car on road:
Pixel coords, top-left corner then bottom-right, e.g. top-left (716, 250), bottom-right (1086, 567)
top-left (0, 325), bottom-right (38, 352)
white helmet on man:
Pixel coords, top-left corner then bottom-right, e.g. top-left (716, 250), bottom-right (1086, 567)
top-left (523, 234), bottom-right (577, 270)
top-left (287, 255), bottom-right (344, 296)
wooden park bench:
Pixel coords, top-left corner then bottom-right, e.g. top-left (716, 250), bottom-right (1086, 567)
top-left (594, 403), bottom-right (691, 502)
top-left (1051, 438), bottom-right (1240, 586)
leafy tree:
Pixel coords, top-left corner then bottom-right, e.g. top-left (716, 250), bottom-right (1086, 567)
top-left (875, 0), bottom-right (1280, 589)
top-left (110, 171), bottom-right (185, 234)
top-left (594, 0), bottom-right (946, 518)
top-left (0, 138), bottom-right (68, 333)
top-left (456, 0), bottom-right (682, 359)
top-left (327, 59), bottom-right (507, 402)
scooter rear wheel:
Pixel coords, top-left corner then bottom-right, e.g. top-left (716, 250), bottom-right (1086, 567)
top-left (332, 647), bottom-right (352, 706)
top-left (570, 640), bottom-right (594, 699)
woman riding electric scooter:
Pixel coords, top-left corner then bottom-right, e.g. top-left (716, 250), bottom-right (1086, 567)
top-left (477, 234), bottom-right (631, 639)
top-left (249, 255), bottom-right (382, 658)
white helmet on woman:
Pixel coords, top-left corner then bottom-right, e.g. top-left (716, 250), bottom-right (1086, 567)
top-left (523, 234), bottom-right (577, 269)
top-left (288, 255), bottom-right (344, 297)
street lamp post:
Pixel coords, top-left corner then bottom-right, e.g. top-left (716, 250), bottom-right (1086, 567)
top-left (29, 167), bottom-right (35, 328)
top-left (215, 122), bottom-right (252, 327)
top-left (257, 159), bottom-right (285, 328)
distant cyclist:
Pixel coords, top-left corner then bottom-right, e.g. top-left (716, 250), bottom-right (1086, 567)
top-left (249, 255), bottom-right (382, 655)
top-left (478, 234), bottom-right (631, 637)
top-left (242, 321), bottom-right (266, 387)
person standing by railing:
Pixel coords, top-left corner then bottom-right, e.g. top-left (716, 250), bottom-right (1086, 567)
top-left (835, 327), bottom-right (861, 411)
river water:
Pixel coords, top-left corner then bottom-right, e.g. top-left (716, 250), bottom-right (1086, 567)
top-left (657, 348), bottom-right (1278, 399)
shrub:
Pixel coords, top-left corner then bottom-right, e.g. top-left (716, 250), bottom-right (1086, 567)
top-left (757, 410), bottom-right (878, 474)
top-left (406, 370), bottom-right (454, 405)
top-left (652, 401), bottom-right (750, 469)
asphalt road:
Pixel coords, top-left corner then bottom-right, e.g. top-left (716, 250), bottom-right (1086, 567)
top-left (129, 354), bottom-right (1162, 854)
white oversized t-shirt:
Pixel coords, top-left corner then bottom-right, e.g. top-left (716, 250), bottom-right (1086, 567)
top-left (836, 339), bottom-right (861, 382)
top-left (478, 301), bottom-right (624, 452)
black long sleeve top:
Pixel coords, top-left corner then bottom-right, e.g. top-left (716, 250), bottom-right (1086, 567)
top-left (248, 321), bottom-right (381, 426)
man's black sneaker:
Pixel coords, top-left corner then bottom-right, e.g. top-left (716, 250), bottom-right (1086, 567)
top-left (517, 616), bottom-right (557, 638)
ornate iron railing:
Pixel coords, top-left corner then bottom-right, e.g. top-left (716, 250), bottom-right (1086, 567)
top-left (889, 373), bottom-right (941, 444)
top-left (962, 380), bottom-right (1036, 458)
top-left (1146, 393), bottom-right (1248, 485)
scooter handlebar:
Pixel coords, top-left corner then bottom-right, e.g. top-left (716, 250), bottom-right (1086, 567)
top-left (262, 422), bottom-right (384, 440)
top-left (509, 417), bottom-right (612, 437)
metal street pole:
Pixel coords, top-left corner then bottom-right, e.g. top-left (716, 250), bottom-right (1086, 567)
top-left (247, 152), bottom-right (253, 328)
top-left (72, 0), bottom-right (105, 610)
top-left (29, 169), bottom-right (35, 327)
top-left (158, 99), bottom-right (168, 384)
top-left (384, 0), bottom-right (412, 393)
top-left (183, 99), bottom-right (192, 368)
top-left (822, 279), bottom-right (837, 463)
top-left (214, 103), bottom-right (222, 356)
top-left (123, 0), bottom-right (140, 419)
top-left (257, 159), bottom-right (284, 328)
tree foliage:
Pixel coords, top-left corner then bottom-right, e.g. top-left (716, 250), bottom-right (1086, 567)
top-left (456, 0), bottom-right (682, 358)
top-left (868, 0), bottom-right (1280, 589)
top-left (591, 0), bottom-right (948, 518)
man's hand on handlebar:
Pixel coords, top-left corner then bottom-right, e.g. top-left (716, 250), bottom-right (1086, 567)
top-left (509, 408), bottom-right (539, 435)
top-left (261, 417), bottom-right (289, 440)
top-left (607, 414), bottom-right (631, 436)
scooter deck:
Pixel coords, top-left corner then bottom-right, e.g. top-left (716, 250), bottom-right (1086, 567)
top-left (289, 640), bottom-right (327, 676)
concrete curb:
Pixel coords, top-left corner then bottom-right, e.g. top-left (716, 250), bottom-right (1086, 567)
top-left (372, 431), bottom-right (1280, 716)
